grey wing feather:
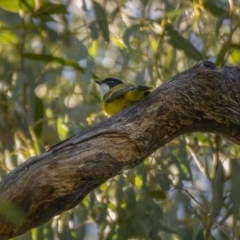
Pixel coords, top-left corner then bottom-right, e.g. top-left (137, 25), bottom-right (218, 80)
top-left (105, 84), bottom-right (135, 103)
top-left (136, 85), bottom-right (152, 91)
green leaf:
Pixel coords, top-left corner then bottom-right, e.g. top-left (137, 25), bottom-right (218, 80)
top-left (125, 187), bottom-right (136, 210)
top-left (0, 0), bottom-right (34, 13)
top-left (33, 96), bottom-right (44, 139)
top-left (147, 190), bottom-right (166, 200)
top-left (110, 6), bottom-right (120, 22)
top-left (116, 175), bottom-right (124, 205)
top-left (216, 44), bottom-right (226, 66)
top-left (0, 198), bottom-right (26, 226)
top-left (230, 159), bottom-right (240, 232)
top-left (22, 53), bottom-right (85, 72)
top-left (89, 22), bottom-right (99, 40)
top-left (44, 25), bottom-right (59, 42)
top-left (0, 30), bottom-right (18, 45)
top-left (179, 136), bottom-right (192, 180)
top-left (170, 147), bottom-right (189, 181)
top-left (156, 173), bottom-right (171, 191)
top-left (0, 91), bottom-right (9, 112)
top-left (212, 161), bottom-right (224, 218)
top-left (228, 49), bottom-right (240, 65)
top-left (196, 229), bottom-right (205, 240)
top-left (123, 24), bottom-right (142, 49)
top-left (203, 1), bottom-right (226, 16)
top-left (165, 8), bottom-right (187, 18)
top-left (165, 24), bottom-right (203, 61)
top-left (93, 1), bottom-right (109, 43)
top-left (11, 72), bottom-right (25, 100)
top-left (230, 43), bottom-right (240, 50)
top-left (33, 3), bottom-right (68, 17)
top-left (215, 12), bottom-right (229, 36)
top-left (57, 117), bottom-right (69, 141)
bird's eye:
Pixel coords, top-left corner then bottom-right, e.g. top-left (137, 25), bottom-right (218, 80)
top-left (109, 81), bottom-right (113, 85)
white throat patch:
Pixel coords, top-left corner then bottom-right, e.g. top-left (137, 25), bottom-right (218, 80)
top-left (100, 83), bottom-right (110, 99)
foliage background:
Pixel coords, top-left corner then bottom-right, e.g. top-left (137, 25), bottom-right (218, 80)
top-left (0, 0), bottom-right (240, 239)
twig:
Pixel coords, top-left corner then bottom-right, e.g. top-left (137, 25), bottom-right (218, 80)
top-left (181, 188), bottom-right (234, 240)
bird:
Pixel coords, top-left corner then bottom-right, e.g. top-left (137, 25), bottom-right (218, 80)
top-left (94, 78), bottom-right (152, 116)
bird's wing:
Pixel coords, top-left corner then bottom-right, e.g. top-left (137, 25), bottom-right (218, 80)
top-left (104, 83), bottom-right (136, 103)
top-left (136, 85), bottom-right (152, 91)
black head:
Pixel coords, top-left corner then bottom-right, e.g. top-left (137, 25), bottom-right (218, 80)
top-left (95, 78), bottom-right (123, 89)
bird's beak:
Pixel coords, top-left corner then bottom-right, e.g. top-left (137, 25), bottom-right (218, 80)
top-left (94, 80), bottom-right (102, 85)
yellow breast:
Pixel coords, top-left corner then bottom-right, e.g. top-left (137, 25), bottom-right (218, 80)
top-left (103, 97), bottom-right (133, 116)
top-left (124, 89), bottom-right (145, 101)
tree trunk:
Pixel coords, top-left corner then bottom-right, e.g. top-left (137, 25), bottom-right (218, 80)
top-left (0, 61), bottom-right (240, 239)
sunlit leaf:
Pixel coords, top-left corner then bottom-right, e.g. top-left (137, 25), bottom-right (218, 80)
top-left (0, 0), bottom-right (34, 13)
top-left (57, 117), bottom-right (69, 140)
top-left (88, 40), bottom-right (97, 57)
top-left (0, 30), bottom-right (18, 45)
top-left (228, 49), bottom-right (240, 65)
top-left (165, 8), bottom-right (187, 18)
top-left (112, 37), bottom-right (126, 50)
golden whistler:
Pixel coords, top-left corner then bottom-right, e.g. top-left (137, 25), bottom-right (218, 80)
top-left (95, 78), bottom-right (152, 116)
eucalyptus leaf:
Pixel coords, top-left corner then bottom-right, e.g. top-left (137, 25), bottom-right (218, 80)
top-left (212, 161), bottom-right (224, 218)
top-left (165, 8), bottom-right (187, 18)
top-left (165, 24), bottom-right (203, 61)
top-left (33, 3), bottom-right (68, 17)
top-left (93, 1), bottom-right (110, 43)
top-left (230, 159), bottom-right (240, 232)
top-left (22, 53), bottom-right (85, 72)
top-left (33, 95), bottom-right (44, 139)
top-left (203, 1), bottom-right (227, 16)
top-left (123, 24), bottom-right (142, 49)
top-left (0, 0), bottom-right (34, 13)
top-left (216, 12), bottom-right (229, 36)
top-left (147, 190), bottom-right (166, 200)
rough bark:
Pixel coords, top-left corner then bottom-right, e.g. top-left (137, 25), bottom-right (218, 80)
top-left (0, 61), bottom-right (240, 239)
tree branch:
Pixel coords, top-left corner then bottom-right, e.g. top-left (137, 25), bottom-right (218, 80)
top-left (1, 61), bottom-right (240, 239)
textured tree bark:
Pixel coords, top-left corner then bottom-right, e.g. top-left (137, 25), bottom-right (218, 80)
top-left (0, 61), bottom-right (240, 239)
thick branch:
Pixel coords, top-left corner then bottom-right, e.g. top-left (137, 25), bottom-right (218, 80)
top-left (1, 61), bottom-right (240, 239)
